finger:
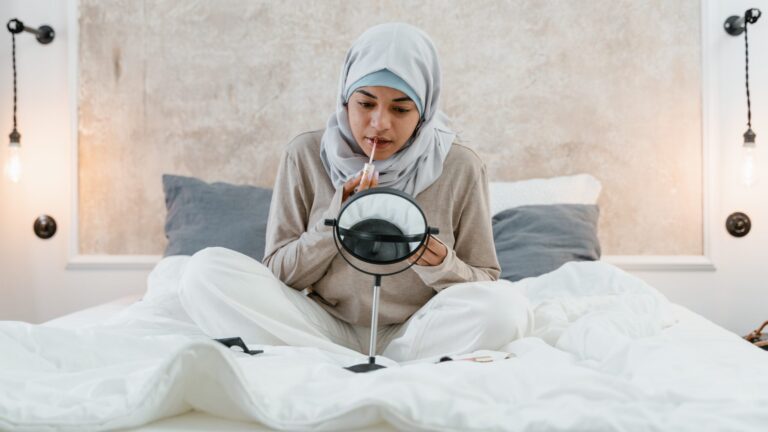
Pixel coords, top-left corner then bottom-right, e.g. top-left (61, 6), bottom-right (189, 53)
top-left (426, 242), bottom-right (445, 259)
top-left (427, 236), bottom-right (448, 258)
top-left (342, 173), bottom-right (364, 202)
top-left (419, 251), bottom-right (439, 266)
top-left (417, 256), bottom-right (436, 266)
top-left (359, 173), bottom-right (371, 191)
top-left (413, 245), bottom-right (437, 266)
top-left (423, 236), bottom-right (442, 255)
top-left (409, 244), bottom-right (427, 265)
top-left (345, 171), bottom-right (363, 188)
top-left (344, 172), bottom-right (363, 193)
top-left (423, 236), bottom-right (438, 254)
top-left (363, 168), bottom-right (378, 189)
top-left (419, 239), bottom-right (447, 266)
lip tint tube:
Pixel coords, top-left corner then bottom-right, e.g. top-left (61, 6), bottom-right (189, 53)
top-left (362, 138), bottom-right (377, 182)
top-left (355, 139), bottom-right (377, 193)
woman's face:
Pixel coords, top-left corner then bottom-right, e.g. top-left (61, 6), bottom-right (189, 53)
top-left (347, 86), bottom-right (421, 161)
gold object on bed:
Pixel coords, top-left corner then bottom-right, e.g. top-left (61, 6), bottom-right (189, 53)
top-left (744, 320), bottom-right (768, 350)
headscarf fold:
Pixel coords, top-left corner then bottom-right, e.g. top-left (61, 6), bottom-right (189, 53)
top-left (320, 23), bottom-right (455, 196)
top-left (346, 69), bottom-right (423, 115)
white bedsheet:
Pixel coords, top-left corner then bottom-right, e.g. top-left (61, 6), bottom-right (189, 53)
top-left (2, 257), bottom-right (768, 431)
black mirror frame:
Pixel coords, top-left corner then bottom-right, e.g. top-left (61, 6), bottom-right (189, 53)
top-left (325, 187), bottom-right (439, 275)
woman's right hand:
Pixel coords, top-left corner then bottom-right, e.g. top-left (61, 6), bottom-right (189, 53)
top-left (342, 169), bottom-right (379, 203)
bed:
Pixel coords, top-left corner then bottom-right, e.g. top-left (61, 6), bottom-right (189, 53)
top-left (2, 174), bottom-right (768, 431)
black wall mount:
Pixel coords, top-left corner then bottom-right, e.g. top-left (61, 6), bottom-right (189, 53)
top-left (724, 9), bottom-right (762, 36)
top-left (6, 19), bottom-right (55, 44)
top-left (33, 215), bottom-right (57, 239)
top-left (726, 212), bottom-right (751, 237)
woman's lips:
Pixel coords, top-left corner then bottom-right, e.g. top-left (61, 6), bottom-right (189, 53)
top-left (365, 137), bottom-right (393, 148)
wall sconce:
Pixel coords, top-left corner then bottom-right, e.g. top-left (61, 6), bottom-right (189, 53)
top-left (4, 18), bottom-right (55, 184)
top-left (724, 8), bottom-right (761, 238)
top-left (724, 9), bottom-right (762, 187)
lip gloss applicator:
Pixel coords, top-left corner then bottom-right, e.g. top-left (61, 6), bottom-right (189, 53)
top-left (361, 138), bottom-right (377, 185)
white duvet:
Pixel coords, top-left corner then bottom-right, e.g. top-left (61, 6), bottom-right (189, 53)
top-left (2, 258), bottom-right (768, 431)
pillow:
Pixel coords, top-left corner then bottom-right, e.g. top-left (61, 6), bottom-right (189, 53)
top-left (163, 174), bottom-right (273, 261)
top-left (493, 204), bottom-right (600, 282)
top-left (489, 174), bottom-right (601, 216)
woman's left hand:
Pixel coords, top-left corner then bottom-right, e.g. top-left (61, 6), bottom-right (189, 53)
top-left (408, 235), bottom-right (448, 266)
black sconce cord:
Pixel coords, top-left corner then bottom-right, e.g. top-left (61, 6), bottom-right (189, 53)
top-left (5, 18), bottom-right (55, 146)
top-left (744, 9), bottom-right (762, 129)
top-left (7, 19), bottom-right (23, 142)
top-left (11, 29), bottom-right (17, 132)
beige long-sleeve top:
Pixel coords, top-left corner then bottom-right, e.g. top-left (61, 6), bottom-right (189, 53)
top-left (263, 130), bottom-right (500, 326)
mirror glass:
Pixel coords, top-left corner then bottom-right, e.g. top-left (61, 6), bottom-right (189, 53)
top-left (337, 190), bottom-right (427, 264)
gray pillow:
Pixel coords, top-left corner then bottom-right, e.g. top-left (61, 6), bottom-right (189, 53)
top-left (163, 174), bottom-right (273, 261)
top-left (492, 204), bottom-right (600, 282)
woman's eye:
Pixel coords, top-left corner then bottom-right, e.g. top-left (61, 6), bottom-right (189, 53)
top-left (393, 107), bottom-right (411, 114)
top-left (358, 102), bottom-right (374, 109)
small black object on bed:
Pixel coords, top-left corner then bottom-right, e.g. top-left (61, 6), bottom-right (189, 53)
top-left (214, 337), bottom-right (264, 356)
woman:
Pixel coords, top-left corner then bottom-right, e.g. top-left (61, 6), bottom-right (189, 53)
top-left (180, 23), bottom-right (532, 362)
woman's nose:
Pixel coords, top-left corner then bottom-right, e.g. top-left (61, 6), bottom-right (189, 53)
top-left (370, 107), bottom-right (391, 130)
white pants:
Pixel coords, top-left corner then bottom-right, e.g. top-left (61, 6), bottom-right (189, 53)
top-left (179, 247), bottom-right (533, 362)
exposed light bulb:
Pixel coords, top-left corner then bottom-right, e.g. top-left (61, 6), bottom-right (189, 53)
top-left (4, 143), bottom-right (22, 183)
top-left (741, 128), bottom-right (756, 187)
top-left (742, 144), bottom-right (755, 186)
top-left (5, 130), bottom-right (22, 183)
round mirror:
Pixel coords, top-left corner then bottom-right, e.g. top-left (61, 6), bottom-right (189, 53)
top-left (336, 188), bottom-right (429, 265)
top-left (323, 187), bottom-right (439, 373)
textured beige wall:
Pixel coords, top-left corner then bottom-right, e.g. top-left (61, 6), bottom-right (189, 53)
top-left (78, 0), bottom-right (702, 256)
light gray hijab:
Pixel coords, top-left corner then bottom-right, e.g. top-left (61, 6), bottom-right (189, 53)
top-left (319, 23), bottom-right (455, 196)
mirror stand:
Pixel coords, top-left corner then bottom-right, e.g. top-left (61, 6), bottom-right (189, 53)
top-left (323, 187), bottom-right (438, 373)
top-left (345, 274), bottom-right (387, 373)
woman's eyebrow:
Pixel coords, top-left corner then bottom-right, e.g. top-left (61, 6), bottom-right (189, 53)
top-left (355, 89), bottom-right (377, 99)
top-left (355, 89), bottom-right (414, 103)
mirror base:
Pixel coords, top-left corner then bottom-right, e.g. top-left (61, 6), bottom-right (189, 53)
top-left (345, 362), bottom-right (387, 373)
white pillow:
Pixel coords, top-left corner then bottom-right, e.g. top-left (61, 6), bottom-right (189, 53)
top-left (489, 174), bottom-right (602, 216)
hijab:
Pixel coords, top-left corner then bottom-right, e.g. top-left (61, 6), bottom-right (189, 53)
top-left (319, 23), bottom-right (455, 196)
